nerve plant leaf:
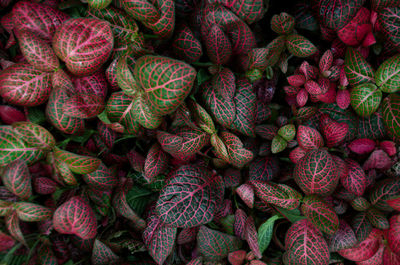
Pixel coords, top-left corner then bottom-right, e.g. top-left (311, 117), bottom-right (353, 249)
top-left (1, 159), bottom-right (32, 200)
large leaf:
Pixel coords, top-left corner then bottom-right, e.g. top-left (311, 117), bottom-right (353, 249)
top-left (91, 239), bottom-right (119, 265)
top-left (205, 24), bottom-right (232, 65)
top-left (155, 165), bottom-right (217, 228)
top-left (53, 196), bottom-right (97, 239)
top-left (294, 149), bottom-right (339, 196)
top-left (0, 63), bottom-right (52, 106)
top-left (369, 178), bottom-right (400, 211)
top-left (13, 202), bottom-right (52, 222)
top-left (316, 0), bottom-right (365, 30)
top-left (344, 47), bottom-right (375, 86)
top-left (378, 7), bottom-right (400, 51)
top-left (134, 55), bottom-right (196, 115)
top-left (52, 18), bottom-right (114, 76)
top-left (376, 54), bottom-right (400, 93)
top-left (54, 148), bottom-right (101, 174)
top-left (17, 30), bottom-right (59, 72)
top-left (197, 225), bottom-right (242, 262)
top-left (142, 214), bottom-right (177, 265)
top-left (258, 215), bottom-right (281, 254)
top-left (382, 94), bottom-right (400, 141)
top-left (0, 126), bottom-right (44, 167)
top-left (1, 160), bottom-right (32, 200)
top-left (11, 1), bottom-right (69, 41)
top-left (12, 122), bottom-right (55, 150)
top-left (350, 83), bottom-right (382, 117)
top-left (251, 180), bottom-right (302, 210)
top-left (285, 34), bottom-right (317, 58)
top-left (338, 229), bottom-right (382, 262)
top-left (352, 212), bottom-right (373, 242)
top-left (284, 219), bottom-right (329, 265)
top-left (301, 195), bottom-right (339, 235)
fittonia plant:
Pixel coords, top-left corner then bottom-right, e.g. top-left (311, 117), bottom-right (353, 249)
top-left (0, 0), bottom-right (399, 264)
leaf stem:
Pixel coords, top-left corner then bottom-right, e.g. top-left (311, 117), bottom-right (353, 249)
top-left (191, 62), bottom-right (214, 67)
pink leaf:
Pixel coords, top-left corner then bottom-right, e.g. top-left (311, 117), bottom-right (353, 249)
top-left (348, 138), bottom-right (376, 155)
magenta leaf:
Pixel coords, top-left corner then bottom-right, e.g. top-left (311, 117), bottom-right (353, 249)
top-left (387, 214), bottom-right (400, 256)
top-left (82, 162), bottom-right (117, 190)
top-left (155, 165), bottom-right (217, 228)
top-left (52, 18), bottom-right (114, 76)
top-left (328, 220), bottom-right (357, 252)
top-left (296, 125), bottom-right (324, 151)
top-left (0, 230), bottom-right (15, 252)
top-left (144, 143), bottom-right (169, 182)
top-left (1, 159), bottom-right (32, 200)
top-left (63, 94), bottom-right (105, 119)
top-left (338, 229), bottom-right (382, 262)
top-left (91, 239), bottom-right (119, 265)
top-left (245, 216), bottom-right (261, 259)
top-left (236, 184), bottom-right (254, 208)
top-left (341, 159), bottom-right (367, 196)
top-left (53, 196), bottom-right (97, 239)
top-left (348, 138), bottom-right (376, 154)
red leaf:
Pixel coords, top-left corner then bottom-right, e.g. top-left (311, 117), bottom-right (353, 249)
top-left (245, 216), bottom-right (261, 259)
top-left (296, 125), bottom-right (324, 151)
top-left (5, 211), bottom-right (26, 245)
top-left (1, 159), bottom-right (32, 200)
top-left (91, 239), bottom-right (119, 265)
top-left (363, 150), bottom-right (392, 171)
top-left (336, 89), bottom-right (351, 110)
top-left (234, 209), bottom-right (247, 240)
top-left (228, 250), bottom-right (246, 265)
top-left (287, 74), bottom-right (305, 87)
top-left (0, 230), bottom-right (15, 252)
top-left (0, 105), bottom-right (26, 124)
top-left (144, 143), bottom-right (169, 182)
top-left (379, 141), bottom-right (396, 156)
top-left (236, 184), bottom-right (254, 208)
top-left (205, 24), bottom-right (232, 65)
top-left (387, 214), bottom-right (400, 256)
top-left (341, 159), bottom-right (367, 196)
top-left (338, 229), bottom-right (382, 262)
top-left (320, 115), bottom-right (349, 147)
top-left (348, 138), bottom-right (376, 154)
top-left (289, 146), bottom-right (307, 164)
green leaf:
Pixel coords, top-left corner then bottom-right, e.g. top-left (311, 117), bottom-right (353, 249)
top-left (382, 94), bottom-right (400, 141)
top-left (350, 83), bottom-right (382, 117)
top-left (27, 107), bottom-right (46, 125)
top-left (344, 47), bottom-right (375, 86)
top-left (54, 148), bottom-right (101, 174)
top-left (258, 215), bottom-right (282, 253)
top-left (271, 135), bottom-right (287, 153)
top-left (275, 206), bottom-right (306, 223)
top-left (12, 122), bottom-right (55, 150)
top-left (376, 54), bottom-right (400, 93)
top-left (126, 185), bottom-right (154, 216)
top-left (285, 34), bottom-right (317, 58)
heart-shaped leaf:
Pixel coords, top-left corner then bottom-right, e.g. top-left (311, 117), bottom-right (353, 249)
top-left (296, 125), bottom-right (324, 151)
top-left (155, 165), bottom-right (217, 228)
top-left (197, 225), bottom-right (242, 262)
top-left (0, 63), bottom-right (52, 106)
top-left (142, 214), bottom-right (176, 265)
top-left (91, 239), bottom-right (119, 265)
top-left (17, 30), bottom-right (59, 72)
top-left (378, 7), bottom-right (400, 52)
top-left (54, 148), bottom-right (101, 174)
top-left (382, 94), bottom-right (400, 140)
top-left (1, 160), bottom-right (32, 200)
top-left (376, 54), bottom-right (400, 93)
top-left (53, 196), bottom-right (97, 239)
top-left (52, 18), bottom-right (114, 76)
top-left (271, 12), bottom-right (295, 34)
top-left (344, 47), bottom-right (375, 87)
top-left (350, 83), bottom-right (382, 117)
top-left (0, 126), bottom-right (44, 167)
top-left (13, 202), bottom-right (52, 222)
top-left (251, 180), bottom-right (302, 210)
top-left (173, 24), bottom-right (203, 63)
top-left (144, 143), bottom-right (169, 182)
top-left (284, 219), bottom-right (329, 265)
top-left (12, 122), bottom-right (55, 150)
top-left (294, 149), bottom-right (339, 196)
top-left (301, 195), bottom-right (339, 235)
top-left (285, 34), bottom-right (317, 58)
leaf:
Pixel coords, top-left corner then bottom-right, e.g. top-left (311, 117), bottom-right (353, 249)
top-left (212, 67), bottom-right (236, 100)
top-left (319, 115), bottom-right (349, 147)
top-left (301, 195), bottom-right (339, 235)
top-left (236, 184), bottom-right (254, 208)
top-left (351, 196), bottom-right (371, 211)
top-left (251, 180), bottom-right (302, 210)
top-left (258, 215), bottom-right (281, 254)
top-left (5, 211), bottom-right (25, 246)
top-left (13, 202), bottom-right (52, 222)
top-left (12, 122), bottom-right (55, 150)
top-left (155, 165), bottom-right (217, 228)
top-left (82, 162), bottom-right (117, 190)
top-left (53, 196), bottom-right (97, 239)
top-left (386, 195), bottom-right (400, 211)
top-left (358, 112), bottom-right (387, 140)
top-left (366, 207), bottom-right (389, 230)
top-left (116, 53), bottom-right (139, 96)
top-left (134, 55), bottom-right (197, 115)
top-left (205, 24), bottom-right (232, 65)
top-left (255, 124), bottom-right (278, 140)
top-left (46, 87), bottom-right (85, 135)
top-left (88, 0), bottom-right (111, 9)
top-left (344, 47), bottom-right (375, 86)
top-left (328, 220), bottom-right (357, 252)
top-left (285, 34), bottom-right (317, 58)
top-left (131, 93), bottom-right (163, 129)
top-left (341, 159), bottom-right (367, 196)
top-left (0, 230), bottom-right (15, 252)
top-left (382, 94), bottom-right (400, 140)
top-left (284, 219), bottom-right (329, 265)
top-left (348, 138), bottom-right (376, 154)
top-left (187, 99), bottom-right (216, 134)
top-left (220, 131), bottom-right (254, 168)
top-left (142, 214), bottom-right (177, 265)
top-left (350, 83), bottom-right (382, 117)
top-left (351, 212), bottom-right (373, 242)
top-left (245, 216), bottom-right (261, 259)
top-left (338, 229), bottom-right (382, 262)
top-left (172, 24), bottom-right (203, 63)
top-left (375, 54), bottom-right (400, 93)
top-left (387, 214), bottom-right (400, 256)
top-left (92, 239), bottom-right (119, 265)
top-left (271, 135), bottom-right (287, 154)
top-left (0, 126), bottom-right (44, 167)
top-left (37, 244), bottom-right (58, 265)
top-left (197, 225), bottom-right (242, 262)
top-left (228, 250), bottom-right (246, 265)
top-left (378, 7), bottom-right (400, 52)
top-left (1, 160), bottom-right (32, 200)
top-left (271, 12), bottom-right (295, 34)
top-left (316, 0), bottom-right (365, 31)
top-left (63, 94), bottom-right (105, 119)
top-left (52, 18), bottom-right (114, 76)
top-left (0, 63), bottom-right (52, 106)
top-left (144, 143), bottom-right (169, 182)
top-left (234, 209), bottom-right (247, 240)
top-left (278, 124), bottom-right (296, 141)
top-left (17, 30), bottom-right (59, 72)
top-left (54, 148), bottom-right (101, 174)
top-left (296, 125), bottom-right (324, 151)
top-left (294, 149), bottom-right (339, 196)
top-left (121, 0), bottom-right (160, 24)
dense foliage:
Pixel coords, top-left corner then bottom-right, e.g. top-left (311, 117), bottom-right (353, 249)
top-left (0, 0), bottom-right (399, 264)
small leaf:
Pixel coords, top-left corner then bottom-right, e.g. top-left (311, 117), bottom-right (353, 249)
top-left (205, 24), bottom-right (232, 65)
top-left (82, 162), bottom-right (117, 190)
top-left (328, 220), bottom-right (357, 252)
top-left (144, 143), bottom-right (169, 182)
top-left (271, 12), bottom-right (295, 34)
top-left (278, 124), bottom-right (296, 141)
top-left (367, 207), bottom-right (389, 230)
top-left (236, 184), bottom-right (254, 208)
top-left (350, 83), bottom-right (382, 117)
top-left (341, 159), bottom-right (367, 196)
top-left (258, 215), bottom-right (281, 254)
top-left (220, 131), bottom-right (254, 168)
top-left (285, 34), bottom-right (317, 58)
top-left (1, 160), bottom-right (32, 200)
top-left (5, 211), bottom-right (25, 245)
top-left (92, 239), bottom-right (119, 265)
top-left (296, 125), bottom-right (324, 151)
top-left (271, 135), bottom-right (287, 154)
top-left (344, 47), bottom-right (375, 86)
top-left (54, 148), bottom-right (101, 174)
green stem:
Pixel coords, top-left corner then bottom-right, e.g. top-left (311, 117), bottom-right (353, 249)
top-left (191, 61), bottom-right (214, 67)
